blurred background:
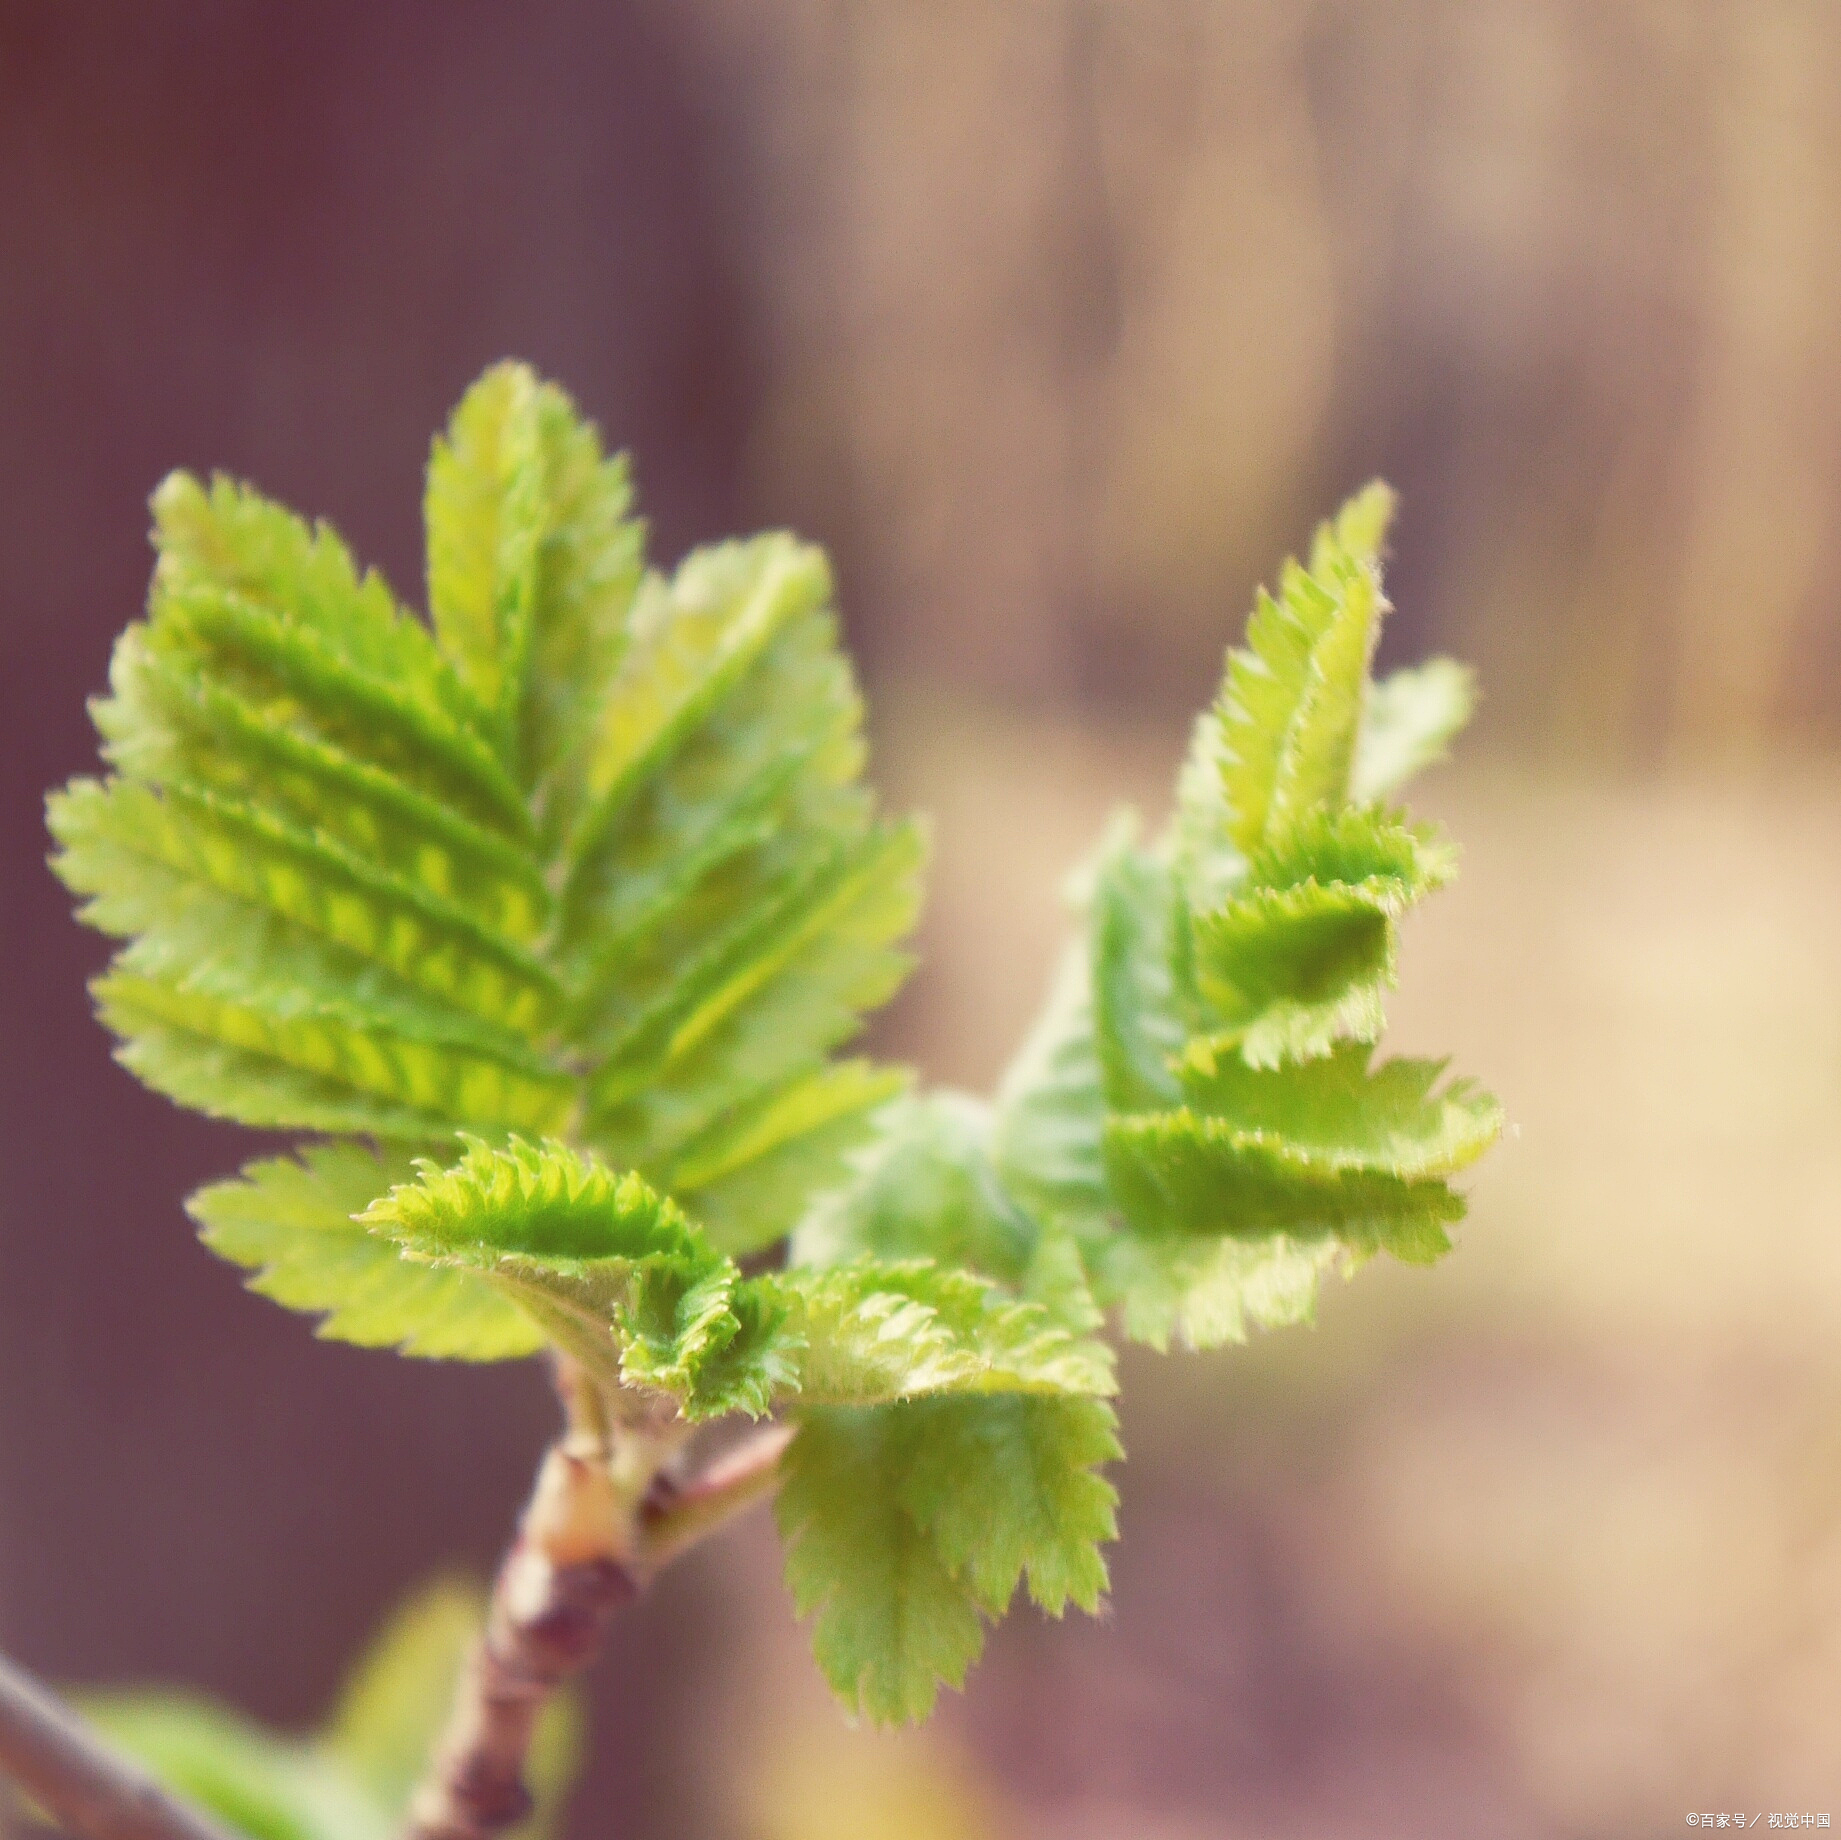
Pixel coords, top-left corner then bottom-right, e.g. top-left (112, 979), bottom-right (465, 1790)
top-left (2, 4), bottom-right (1838, 1835)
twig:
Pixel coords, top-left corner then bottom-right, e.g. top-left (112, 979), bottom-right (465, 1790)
top-left (636, 1423), bottom-right (793, 1573)
top-left (400, 1362), bottom-right (791, 1840)
top-left (0, 1649), bottom-right (236, 1840)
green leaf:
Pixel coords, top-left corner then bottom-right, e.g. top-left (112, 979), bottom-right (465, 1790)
top-left (142, 471), bottom-right (526, 835)
top-left (990, 943), bottom-right (1111, 1246)
top-left (1171, 702), bottom-right (1244, 919)
top-left (769, 1077), bottom-right (1124, 1724)
top-left (1088, 832), bottom-right (1186, 1112)
top-left (425, 362), bottom-right (645, 807)
top-left (51, 361), bottom-right (924, 1350)
top-left (1309, 477), bottom-right (1395, 572)
top-left (775, 1392), bottom-right (1118, 1725)
top-left (91, 625), bottom-right (547, 935)
top-left (363, 1135), bottom-right (712, 1268)
top-left (1098, 1228), bottom-right (1348, 1353)
top-left (90, 963), bottom-right (571, 1140)
top-left (1105, 1109), bottom-right (1466, 1259)
top-left (1186, 808), bottom-right (1455, 1067)
top-left (191, 1144), bottom-right (544, 1361)
top-left (793, 1092), bottom-right (1038, 1284)
top-left (991, 937), bottom-right (1373, 1352)
top-left (1177, 1039), bottom-right (1503, 1175)
top-left (782, 1090), bottom-right (1116, 1403)
top-left (548, 533), bottom-right (927, 1196)
top-left (424, 361), bottom-right (549, 750)
top-left (991, 485), bottom-right (1498, 1353)
top-left (1103, 1042), bottom-right (1500, 1258)
top-left (1188, 883), bottom-right (1393, 1066)
top-left (764, 1257), bottom-right (1115, 1407)
top-left (363, 1137), bottom-right (1114, 1417)
top-left (1204, 481), bottom-right (1393, 859)
top-left (358, 1136), bottom-right (777, 1416)
top-left (899, 1394), bottom-right (1119, 1616)
top-left (580, 818), bottom-right (925, 1174)
top-left (664, 1059), bottom-right (910, 1257)
top-left (776, 1407), bottom-right (986, 1726)
top-left (1352, 657), bottom-right (1476, 802)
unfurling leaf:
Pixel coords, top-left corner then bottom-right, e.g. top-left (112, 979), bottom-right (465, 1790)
top-left (997, 481), bottom-right (1501, 1354)
top-left (359, 1136), bottom-right (1114, 1421)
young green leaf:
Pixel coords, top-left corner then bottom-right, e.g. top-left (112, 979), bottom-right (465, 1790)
top-left (362, 1136), bottom-right (1115, 1420)
top-left (1352, 657), bottom-right (1477, 802)
top-left (425, 362), bottom-right (644, 783)
top-left (1208, 481), bottom-right (1393, 859)
top-left (51, 362), bottom-right (923, 1350)
top-left (1098, 1226), bottom-right (1348, 1353)
top-left (991, 930), bottom-right (1361, 1352)
top-left (775, 1407), bottom-right (987, 1726)
top-left (52, 400), bottom-right (1499, 1737)
top-left (771, 1081), bottom-right (1121, 1722)
top-left (898, 1394), bottom-right (1120, 1618)
top-left (765, 1257), bottom-right (1116, 1406)
top-left (1176, 1038), bottom-right (1502, 1175)
top-left (994, 483), bottom-right (1499, 1355)
top-left (794, 1092), bottom-right (1038, 1284)
top-left (1103, 1109), bottom-right (1469, 1260)
top-left (989, 943), bottom-right (1111, 1245)
top-left (660, 1059), bottom-right (909, 1258)
top-left (190, 1144), bottom-right (543, 1361)
top-left (774, 1392), bottom-right (1119, 1726)
top-left (1088, 831), bottom-right (1187, 1111)
top-left (1188, 807), bottom-right (1456, 1067)
top-left (357, 1136), bottom-right (781, 1416)
top-left (343, 1110), bottom-right (1124, 1728)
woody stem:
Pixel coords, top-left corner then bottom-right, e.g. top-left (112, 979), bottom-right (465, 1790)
top-left (0, 1648), bottom-right (238, 1840)
top-left (398, 1358), bottom-right (790, 1840)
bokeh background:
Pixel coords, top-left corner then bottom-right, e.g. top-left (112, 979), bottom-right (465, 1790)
top-left (3, 4), bottom-right (1839, 1835)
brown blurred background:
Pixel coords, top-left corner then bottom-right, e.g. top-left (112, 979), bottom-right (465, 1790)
top-left (2, 5), bottom-right (1838, 1836)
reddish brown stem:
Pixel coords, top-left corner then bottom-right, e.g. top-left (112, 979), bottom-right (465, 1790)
top-left (0, 1648), bottom-right (237, 1840)
top-left (403, 1440), bottom-right (640, 1840)
top-left (400, 1364), bottom-right (790, 1840)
